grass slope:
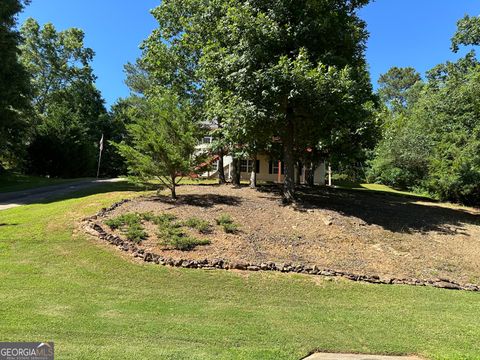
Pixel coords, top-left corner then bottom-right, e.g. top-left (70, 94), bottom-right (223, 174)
top-left (0, 184), bottom-right (479, 359)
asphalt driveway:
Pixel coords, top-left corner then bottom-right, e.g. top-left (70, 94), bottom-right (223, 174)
top-left (0, 178), bottom-right (122, 211)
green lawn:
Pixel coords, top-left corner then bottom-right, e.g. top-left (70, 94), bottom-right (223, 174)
top-left (0, 171), bottom-right (90, 193)
top-left (333, 180), bottom-right (432, 200)
top-left (0, 183), bottom-right (479, 359)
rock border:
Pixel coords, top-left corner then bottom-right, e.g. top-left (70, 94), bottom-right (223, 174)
top-left (82, 198), bottom-right (480, 292)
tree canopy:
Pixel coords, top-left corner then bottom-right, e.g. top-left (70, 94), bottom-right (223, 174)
top-left (143, 0), bottom-right (376, 201)
top-left (0, 0), bottom-right (32, 168)
top-left (19, 19), bottom-right (109, 177)
top-left (370, 15), bottom-right (480, 205)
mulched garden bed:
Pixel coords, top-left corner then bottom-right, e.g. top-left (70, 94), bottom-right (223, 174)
top-left (83, 184), bottom-right (480, 291)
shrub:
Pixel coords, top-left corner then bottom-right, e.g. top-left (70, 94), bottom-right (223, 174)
top-left (222, 222), bottom-right (239, 234)
top-left (216, 214), bottom-right (233, 225)
top-left (157, 217), bottom-right (211, 251)
top-left (105, 217), bottom-right (123, 230)
top-left (105, 213), bottom-right (141, 229)
top-left (126, 224), bottom-right (148, 243)
top-left (152, 213), bottom-right (177, 225)
top-left (182, 217), bottom-right (211, 234)
top-left (157, 222), bottom-right (184, 240)
top-left (216, 214), bottom-right (239, 233)
top-left (140, 212), bottom-right (155, 222)
top-left (163, 236), bottom-right (211, 251)
top-left (105, 213), bottom-right (147, 243)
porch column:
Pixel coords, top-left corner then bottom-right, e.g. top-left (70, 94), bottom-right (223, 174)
top-left (277, 160), bottom-right (281, 183)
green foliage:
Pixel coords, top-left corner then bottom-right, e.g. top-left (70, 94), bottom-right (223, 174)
top-left (125, 224), bottom-right (148, 243)
top-left (161, 236), bottom-right (211, 251)
top-left (113, 92), bottom-right (201, 198)
top-left (0, 0), bottom-right (32, 167)
top-left (182, 217), bottom-right (211, 234)
top-left (222, 223), bottom-right (239, 234)
top-left (105, 213), bottom-right (141, 229)
top-left (156, 215), bottom-right (210, 251)
top-left (378, 67), bottom-right (422, 111)
top-left (368, 111), bottom-right (431, 188)
top-left (105, 213), bottom-right (147, 243)
top-left (370, 16), bottom-right (480, 205)
top-left (216, 214), bottom-right (239, 233)
top-left (452, 15), bottom-right (480, 52)
top-left (152, 213), bottom-right (178, 225)
top-left (144, 0), bottom-right (377, 200)
top-left (215, 214), bottom-right (233, 226)
top-left (19, 19), bottom-right (110, 178)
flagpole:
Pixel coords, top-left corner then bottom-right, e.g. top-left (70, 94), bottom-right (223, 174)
top-left (97, 134), bottom-right (104, 179)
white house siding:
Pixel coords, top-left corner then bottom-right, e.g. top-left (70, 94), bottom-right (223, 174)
top-left (237, 153), bottom-right (326, 185)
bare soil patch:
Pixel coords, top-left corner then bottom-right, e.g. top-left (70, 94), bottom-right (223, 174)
top-left (101, 184), bottom-right (480, 284)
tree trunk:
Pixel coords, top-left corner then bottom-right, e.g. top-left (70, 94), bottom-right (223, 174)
top-left (170, 175), bottom-right (177, 199)
top-left (283, 107), bottom-right (295, 203)
top-left (231, 157), bottom-right (240, 186)
top-left (250, 154), bottom-right (257, 188)
top-left (218, 150), bottom-right (226, 184)
top-left (295, 161), bottom-right (301, 185)
top-left (307, 162), bottom-right (315, 186)
top-left (235, 159), bottom-right (241, 185)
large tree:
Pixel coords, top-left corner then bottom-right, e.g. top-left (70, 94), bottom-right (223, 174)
top-left (370, 15), bottom-right (480, 205)
top-left (19, 19), bottom-right (108, 177)
top-left (144, 0), bottom-right (375, 202)
top-left (377, 67), bottom-right (422, 112)
top-left (0, 0), bottom-right (32, 169)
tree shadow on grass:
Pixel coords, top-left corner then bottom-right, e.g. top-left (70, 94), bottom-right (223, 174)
top-left (256, 184), bottom-right (479, 235)
top-left (297, 186), bottom-right (479, 235)
top-left (149, 193), bottom-right (242, 208)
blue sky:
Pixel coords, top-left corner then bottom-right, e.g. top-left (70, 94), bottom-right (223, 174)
top-left (18, 0), bottom-right (480, 109)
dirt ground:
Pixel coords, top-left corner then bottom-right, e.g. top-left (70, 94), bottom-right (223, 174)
top-left (102, 184), bottom-right (480, 284)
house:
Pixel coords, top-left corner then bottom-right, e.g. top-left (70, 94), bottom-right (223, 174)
top-left (197, 136), bottom-right (326, 185)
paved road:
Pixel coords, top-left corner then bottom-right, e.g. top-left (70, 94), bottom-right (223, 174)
top-left (0, 178), bottom-right (122, 211)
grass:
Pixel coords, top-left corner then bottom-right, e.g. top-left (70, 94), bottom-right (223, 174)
top-left (0, 171), bottom-right (89, 193)
top-left (333, 180), bottom-right (432, 200)
top-left (0, 184), bottom-right (480, 358)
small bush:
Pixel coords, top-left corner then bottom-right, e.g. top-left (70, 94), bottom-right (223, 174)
top-left (140, 212), bottom-right (155, 222)
top-left (216, 214), bottom-right (233, 225)
top-left (222, 222), bottom-right (239, 234)
top-left (105, 213), bottom-right (147, 243)
top-left (216, 214), bottom-right (239, 233)
top-left (105, 217), bottom-right (123, 229)
top-left (183, 217), bottom-right (211, 234)
top-left (126, 224), bottom-right (148, 243)
top-left (157, 222), bottom-right (183, 239)
top-left (152, 213), bottom-right (177, 225)
top-left (163, 236), bottom-right (211, 251)
top-left (105, 213), bottom-right (141, 229)
top-left (157, 217), bottom-right (211, 251)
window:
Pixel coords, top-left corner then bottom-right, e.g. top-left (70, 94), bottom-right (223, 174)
top-left (201, 136), bottom-right (213, 144)
top-left (269, 160), bottom-right (285, 174)
top-left (240, 159), bottom-right (260, 173)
